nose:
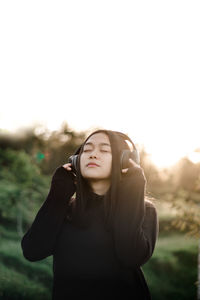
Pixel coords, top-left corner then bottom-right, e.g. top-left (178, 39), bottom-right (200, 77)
top-left (89, 153), bottom-right (97, 159)
top-left (89, 149), bottom-right (98, 158)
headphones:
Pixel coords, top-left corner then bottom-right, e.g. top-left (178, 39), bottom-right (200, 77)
top-left (68, 131), bottom-right (140, 174)
top-left (116, 132), bottom-right (140, 169)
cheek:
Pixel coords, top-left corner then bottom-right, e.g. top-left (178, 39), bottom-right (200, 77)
top-left (80, 155), bottom-right (85, 174)
top-left (105, 156), bottom-right (112, 173)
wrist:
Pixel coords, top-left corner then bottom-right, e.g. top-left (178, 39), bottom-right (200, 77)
top-left (52, 166), bottom-right (76, 183)
top-left (121, 167), bottom-right (146, 190)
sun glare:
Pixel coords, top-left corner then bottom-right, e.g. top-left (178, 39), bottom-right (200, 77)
top-left (187, 151), bottom-right (200, 164)
top-left (149, 152), bottom-right (181, 169)
top-left (141, 144), bottom-right (200, 169)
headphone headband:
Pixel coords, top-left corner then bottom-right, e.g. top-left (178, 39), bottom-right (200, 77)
top-left (74, 131), bottom-right (138, 154)
top-left (68, 130), bottom-right (140, 172)
top-left (113, 131), bottom-right (137, 151)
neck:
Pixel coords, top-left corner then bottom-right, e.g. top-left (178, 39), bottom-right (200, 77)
top-left (88, 179), bottom-right (110, 196)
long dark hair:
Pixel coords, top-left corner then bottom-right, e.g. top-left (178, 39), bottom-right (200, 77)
top-left (66, 129), bottom-right (140, 231)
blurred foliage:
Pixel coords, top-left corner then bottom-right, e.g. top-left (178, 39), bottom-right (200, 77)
top-left (159, 158), bottom-right (200, 238)
top-left (0, 227), bottom-right (52, 299)
top-left (0, 122), bottom-right (87, 236)
top-left (168, 186), bottom-right (200, 238)
top-left (143, 233), bottom-right (198, 300)
top-left (139, 148), bottom-right (200, 239)
top-left (0, 122), bottom-right (87, 175)
top-left (0, 148), bottom-right (49, 236)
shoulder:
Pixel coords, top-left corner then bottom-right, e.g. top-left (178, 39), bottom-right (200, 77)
top-left (144, 199), bottom-right (158, 216)
top-left (144, 199), bottom-right (159, 236)
top-left (145, 199), bottom-right (156, 209)
top-left (144, 200), bottom-right (158, 227)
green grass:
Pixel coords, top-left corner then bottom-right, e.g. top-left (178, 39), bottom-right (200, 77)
top-left (0, 224), bottom-right (198, 300)
top-left (143, 233), bottom-right (198, 300)
top-left (0, 225), bottom-right (52, 299)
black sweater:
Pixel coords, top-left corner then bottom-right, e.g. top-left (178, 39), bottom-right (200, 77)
top-left (21, 166), bottom-right (158, 300)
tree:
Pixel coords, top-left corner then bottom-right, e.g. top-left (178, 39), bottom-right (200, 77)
top-left (163, 157), bottom-right (200, 299)
top-left (0, 148), bottom-right (49, 237)
top-left (0, 121), bottom-right (88, 175)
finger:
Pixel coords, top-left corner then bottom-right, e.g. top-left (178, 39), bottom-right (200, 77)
top-left (63, 163), bottom-right (72, 170)
top-left (63, 163), bottom-right (71, 167)
top-left (129, 158), bottom-right (139, 168)
top-left (121, 168), bottom-right (128, 173)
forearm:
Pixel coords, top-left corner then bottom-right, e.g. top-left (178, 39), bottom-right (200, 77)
top-left (115, 203), bottom-right (158, 268)
top-left (21, 166), bottom-right (76, 262)
top-left (114, 168), bottom-right (159, 268)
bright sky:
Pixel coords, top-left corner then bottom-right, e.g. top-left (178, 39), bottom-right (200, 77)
top-left (0, 1), bottom-right (200, 168)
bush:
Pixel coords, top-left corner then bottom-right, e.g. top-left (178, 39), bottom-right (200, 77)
top-left (143, 233), bottom-right (198, 300)
top-left (0, 148), bottom-right (50, 235)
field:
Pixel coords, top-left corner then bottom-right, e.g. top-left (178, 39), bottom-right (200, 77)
top-left (0, 223), bottom-right (198, 300)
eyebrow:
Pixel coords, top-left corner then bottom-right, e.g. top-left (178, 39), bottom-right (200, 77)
top-left (84, 142), bottom-right (111, 147)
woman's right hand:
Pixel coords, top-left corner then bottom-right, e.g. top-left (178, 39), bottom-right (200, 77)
top-left (62, 163), bottom-right (77, 185)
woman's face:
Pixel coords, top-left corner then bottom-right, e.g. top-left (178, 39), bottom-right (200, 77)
top-left (80, 132), bottom-right (112, 181)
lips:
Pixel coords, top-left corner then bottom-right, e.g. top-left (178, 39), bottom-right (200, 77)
top-left (87, 162), bottom-right (100, 167)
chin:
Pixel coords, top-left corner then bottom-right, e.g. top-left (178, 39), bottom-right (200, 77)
top-left (82, 170), bottom-right (100, 177)
top-left (84, 175), bottom-right (103, 180)
top-left (83, 173), bottom-right (105, 180)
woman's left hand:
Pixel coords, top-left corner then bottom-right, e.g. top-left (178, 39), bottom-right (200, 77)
top-left (121, 158), bottom-right (141, 174)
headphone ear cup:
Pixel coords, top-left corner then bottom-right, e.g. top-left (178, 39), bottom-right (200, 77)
top-left (68, 155), bottom-right (78, 173)
top-left (120, 149), bottom-right (140, 170)
top-left (121, 150), bottom-right (131, 170)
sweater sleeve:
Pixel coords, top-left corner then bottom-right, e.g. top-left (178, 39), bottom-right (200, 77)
top-left (21, 166), bottom-right (76, 262)
top-left (113, 167), bottom-right (159, 269)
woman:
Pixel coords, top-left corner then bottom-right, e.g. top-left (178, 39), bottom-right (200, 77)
top-left (21, 129), bottom-right (159, 299)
